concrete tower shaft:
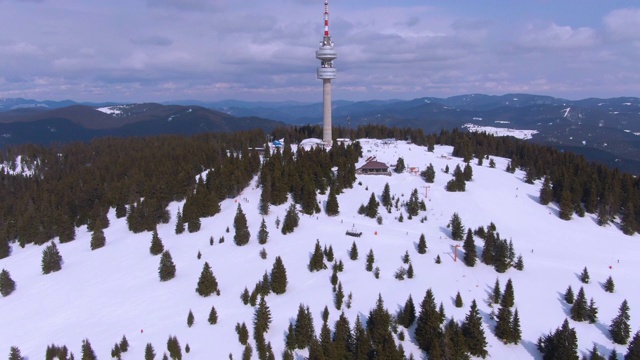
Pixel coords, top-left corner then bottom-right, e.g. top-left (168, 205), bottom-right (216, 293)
top-left (316, 0), bottom-right (337, 145)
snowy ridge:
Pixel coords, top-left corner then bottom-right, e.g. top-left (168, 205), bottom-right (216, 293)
top-left (1, 140), bottom-right (639, 359)
top-left (463, 124), bottom-right (539, 140)
top-left (96, 105), bottom-right (133, 116)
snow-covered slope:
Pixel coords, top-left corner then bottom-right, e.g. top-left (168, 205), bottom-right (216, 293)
top-left (1, 140), bottom-right (638, 359)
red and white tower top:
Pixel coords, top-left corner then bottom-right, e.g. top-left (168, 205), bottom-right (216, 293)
top-left (316, 0), bottom-right (337, 78)
top-left (324, 0), bottom-right (330, 37)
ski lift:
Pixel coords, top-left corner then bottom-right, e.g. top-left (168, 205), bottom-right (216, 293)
top-left (346, 226), bottom-right (362, 237)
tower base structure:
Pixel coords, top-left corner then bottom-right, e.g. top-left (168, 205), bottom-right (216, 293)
top-left (322, 79), bottom-right (332, 146)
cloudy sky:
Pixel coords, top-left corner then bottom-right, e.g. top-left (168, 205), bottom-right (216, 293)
top-left (1, 0), bottom-right (639, 102)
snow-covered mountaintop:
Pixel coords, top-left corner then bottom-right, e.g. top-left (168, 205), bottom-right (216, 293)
top-left (1, 139), bottom-right (638, 359)
top-left (464, 124), bottom-right (539, 140)
top-left (96, 105), bottom-right (134, 116)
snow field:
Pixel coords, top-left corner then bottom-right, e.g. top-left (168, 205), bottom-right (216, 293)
top-left (1, 139), bottom-right (639, 359)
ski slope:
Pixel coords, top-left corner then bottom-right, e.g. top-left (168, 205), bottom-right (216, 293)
top-left (1, 139), bottom-right (639, 359)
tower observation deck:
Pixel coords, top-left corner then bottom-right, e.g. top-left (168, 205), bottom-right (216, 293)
top-left (316, 0), bottom-right (337, 146)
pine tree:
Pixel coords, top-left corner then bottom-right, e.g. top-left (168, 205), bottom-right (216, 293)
top-left (326, 245), bottom-right (335, 262)
top-left (186, 217), bottom-right (201, 233)
top-left (571, 287), bottom-right (588, 322)
top-left (254, 295), bottom-right (273, 334)
top-left (259, 176), bottom-right (271, 216)
top-left (187, 309), bottom-right (194, 327)
top-left (604, 276), bottom-right (615, 293)
top-left (309, 240), bottom-right (326, 272)
top-left (492, 278), bottom-right (501, 304)
top-left (8, 346), bottom-right (24, 360)
top-left (463, 163), bottom-right (473, 181)
top-left (511, 308), bottom-right (522, 344)
top-left (609, 349), bottom-right (619, 360)
top-left (587, 344), bottom-right (605, 360)
top-left (236, 322), bottom-right (249, 345)
top-left (417, 233), bottom-right (427, 254)
top-left (609, 300), bottom-right (631, 345)
top-left (514, 255), bottom-right (524, 270)
top-left (352, 315), bottom-right (372, 360)
top-left (588, 298), bottom-right (599, 324)
top-left (422, 163), bottom-right (436, 183)
top-left (240, 287), bottom-right (250, 305)
top-left (233, 204), bottom-right (250, 246)
top-left (326, 186), bottom-right (340, 216)
top-left (415, 288), bottom-right (442, 355)
top-left (501, 278), bottom-right (515, 308)
top-left (41, 241), bottom-right (63, 274)
top-left (0, 269), bottom-right (16, 297)
top-left (270, 256), bottom-right (288, 295)
top-left (207, 305), bottom-right (218, 325)
top-left (145, 343), bottom-right (156, 360)
top-left (399, 294), bottom-right (416, 328)
top-left (335, 281), bottom-right (344, 310)
top-left (167, 335), bottom-right (182, 360)
top-left (537, 319), bottom-right (579, 360)
top-left (462, 299), bottom-right (488, 358)
top-left (448, 212), bottom-right (465, 240)
top-left (285, 322), bottom-right (297, 351)
top-left (559, 187), bottom-right (574, 220)
top-left (621, 202), bottom-right (637, 236)
top-left (365, 192), bottom-right (380, 218)
top-left (565, 285), bottom-right (575, 304)
top-left (332, 312), bottom-right (353, 359)
top-left (407, 262), bottom-right (414, 279)
top-left (175, 209), bottom-right (185, 234)
top-left (120, 335), bottom-right (129, 352)
top-left (150, 228), bottom-right (164, 255)
top-left (349, 241), bottom-right (359, 260)
top-left (366, 249), bottom-right (375, 272)
top-left (90, 227), bottom-right (106, 250)
top-left (81, 339), bottom-right (97, 360)
top-left (539, 176), bottom-right (553, 205)
top-left (158, 250), bottom-right (176, 281)
top-left (455, 291), bottom-right (463, 308)
top-left (258, 218), bottom-right (269, 245)
top-left (294, 304), bottom-right (315, 349)
top-left (580, 267), bottom-right (590, 284)
top-left (381, 182), bottom-right (392, 210)
top-left (283, 349), bottom-right (294, 360)
top-left (395, 157), bottom-right (406, 173)
top-left (463, 229), bottom-right (476, 266)
top-left (195, 261), bottom-right (219, 296)
top-left (626, 331), bottom-right (640, 360)
top-left (281, 204), bottom-right (300, 235)
top-left (495, 304), bottom-right (513, 343)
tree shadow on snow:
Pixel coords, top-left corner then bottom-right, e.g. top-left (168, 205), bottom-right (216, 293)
top-left (438, 226), bottom-right (451, 239)
top-left (477, 307), bottom-right (496, 335)
top-left (594, 321), bottom-right (612, 341)
top-left (556, 291), bottom-right (571, 317)
top-left (521, 339), bottom-right (543, 359)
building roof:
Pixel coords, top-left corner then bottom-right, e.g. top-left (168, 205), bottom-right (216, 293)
top-left (358, 160), bottom-right (389, 170)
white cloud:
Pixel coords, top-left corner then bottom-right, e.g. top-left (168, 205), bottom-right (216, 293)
top-left (518, 22), bottom-right (597, 49)
top-left (604, 8), bottom-right (640, 41)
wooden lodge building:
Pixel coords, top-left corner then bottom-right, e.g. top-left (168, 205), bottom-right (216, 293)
top-left (357, 159), bottom-right (391, 175)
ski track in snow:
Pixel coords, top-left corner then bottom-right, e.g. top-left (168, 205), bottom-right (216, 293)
top-left (1, 139), bottom-right (639, 359)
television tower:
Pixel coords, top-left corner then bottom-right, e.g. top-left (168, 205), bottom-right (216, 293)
top-left (316, 0), bottom-right (337, 146)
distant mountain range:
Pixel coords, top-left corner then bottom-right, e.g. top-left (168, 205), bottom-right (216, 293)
top-left (0, 102), bottom-right (286, 146)
top-left (1, 94), bottom-right (639, 173)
